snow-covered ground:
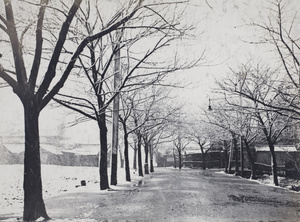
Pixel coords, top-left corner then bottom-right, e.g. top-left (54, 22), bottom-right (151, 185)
top-left (257, 174), bottom-right (300, 191)
top-left (0, 164), bottom-right (140, 216)
top-left (2, 164), bottom-right (300, 220)
top-left (216, 170), bottom-right (300, 191)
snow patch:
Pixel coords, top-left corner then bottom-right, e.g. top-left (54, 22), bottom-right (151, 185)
top-left (0, 164), bottom-right (143, 217)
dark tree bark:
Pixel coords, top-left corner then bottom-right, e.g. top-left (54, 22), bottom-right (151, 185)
top-left (224, 149), bottom-right (228, 173)
top-left (267, 138), bottom-right (279, 186)
top-left (202, 152), bottom-right (207, 170)
top-left (23, 102), bottom-right (50, 221)
top-left (133, 140), bottom-right (137, 170)
top-left (149, 142), bottom-right (154, 173)
top-left (233, 137), bottom-right (239, 175)
top-left (243, 138), bottom-right (256, 179)
top-left (120, 118), bottom-right (131, 181)
top-left (124, 133), bottom-right (131, 181)
top-left (178, 150), bottom-right (182, 170)
top-left (137, 134), bottom-right (143, 177)
top-left (257, 114), bottom-right (279, 186)
top-left (150, 158), bottom-right (154, 173)
top-left (98, 111), bottom-right (109, 190)
top-left (198, 142), bottom-right (208, 170)
top-left (144, 141), bottom-right (149, 174)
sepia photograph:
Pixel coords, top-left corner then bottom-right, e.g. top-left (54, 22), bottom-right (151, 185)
top-left (0, 0), bottom-right (300, 221)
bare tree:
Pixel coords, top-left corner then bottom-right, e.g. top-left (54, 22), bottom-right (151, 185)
top-left (1, 1), bottom-right (82, 220)
top-left (249, 0), bottom-right (300, 151)
top-left (218, 63), bottom-right (294, 185)
top-left (167, 115), bottom-right (191, 170)
top-left (129, 89), bottom-right (163, 177)
top-left (53, 0), bottom-right (201, 188)
top-left (119, 89), bottom-right (155, 181)
top-left (173, 134), bottom-right (190, 170)
top-left (205, 105), bottom-right (240, 174)
top-left (188, 121), bottom-right (219, 169)
top-left (140, 96), bottom-right (179, 174)
top-left (250, 0), bottom-right (300, 118)
top-left (0, 0), bottom-right (169, 219)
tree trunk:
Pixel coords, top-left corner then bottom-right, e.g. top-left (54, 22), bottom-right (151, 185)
top-left (150, 158), bottom-right (154, 173)
top-left (240, 136), bottom-right (244, 177)
top-left (257, 114), bottom-right (279, 185)
top-left (23, 104), bottom-right (49, 221)
top-left (98, 112), bottom-right (109, 190)
top-left (202, 152), bottom-right (207, 170)
top-left (233, 137), bottom-right (239, 175)
top-left (123, 124), bottom-right (131, 181)
top-left (243, 138), bottom-right (256, 179)
top-left (137, 134), bottom-right (143, 177)
top-left (144, 141), bottom-right (149, 174)
top-left (133, 140), bottom-right (137, 170)
top-left (149, 142), bottom-right (154, 173)
top-left (173, 149), bottom-right (177, 168)
top-left (223, 140), bottom-right (228, 173)
top-left (178, 151), bottom-right (182, 169)
top-left (199, 144), bottom-right (207, 170)
top-left (268, 139), bottom-right (279, 186)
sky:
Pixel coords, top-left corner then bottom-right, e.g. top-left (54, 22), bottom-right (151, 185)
top-left (0, 0), bottom-right (298, 143)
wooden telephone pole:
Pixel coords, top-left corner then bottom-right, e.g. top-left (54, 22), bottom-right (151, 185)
top-left (111, 32), bottom-right (121, 186)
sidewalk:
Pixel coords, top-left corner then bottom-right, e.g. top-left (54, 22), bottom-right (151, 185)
top-left (0, 171), bottom-right (152, 222)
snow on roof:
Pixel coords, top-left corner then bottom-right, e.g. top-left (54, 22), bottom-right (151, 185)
top-left (62, 144), bottom-right (99, 155)
top-left (184, 149), bottom-right (202, 154)
top-left (3, 143), bottom-right (64, 154)
top-left (255, 145), bottom-right (297, 152)
top-left (4, 143), bottom-right (24, 153)
top-left (40, 144), bottom-right (63, 155)
top-left (3, 142), bottom-right (99, 155)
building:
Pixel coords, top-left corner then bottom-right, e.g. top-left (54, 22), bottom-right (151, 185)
top-left (183, 149), bottom-right (225, 169)
top-left (253, 145), bottom-right (300, 178)
top-left (0, 136), bottom-right (100, 167)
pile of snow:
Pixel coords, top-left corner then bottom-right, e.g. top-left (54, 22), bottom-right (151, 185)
top-left (257, 174), bottom-right (300, 191)
top-left (0, 164), bottom-right (141, 215)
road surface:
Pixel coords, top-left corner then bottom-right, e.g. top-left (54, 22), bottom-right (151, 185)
top-left (45, 167), bottom-right (300, 221)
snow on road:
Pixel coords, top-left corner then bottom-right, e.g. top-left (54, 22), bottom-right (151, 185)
top-left (2, 166), bottom-right (300, 221)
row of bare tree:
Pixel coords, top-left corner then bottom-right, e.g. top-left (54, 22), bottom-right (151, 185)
top-left (162, 0), bottom-right (300, 187)
top-left (195, 0), bottom-right (300, 186)
top-left (0, 0), bottom-right (201, 220)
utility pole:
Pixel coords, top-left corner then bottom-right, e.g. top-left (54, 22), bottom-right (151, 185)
top-left (111, 32), bottom-right (121, 186)
top-left (239, 72), bottom-right (245, 177)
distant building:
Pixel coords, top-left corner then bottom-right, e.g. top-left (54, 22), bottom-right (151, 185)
top-left (253, 145), bottom-right (300, 178)
top-left (0, 136), bottom-right (100, 167)
top-left (254, 145), bottom-right (297, 166)
top-left (183, 149), bottom-right (225, 169)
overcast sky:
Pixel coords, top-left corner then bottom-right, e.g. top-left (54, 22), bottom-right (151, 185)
top-left (0, 0), bottom-right (298, 143)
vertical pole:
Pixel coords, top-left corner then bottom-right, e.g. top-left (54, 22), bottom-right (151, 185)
top-left (239, 72), bottom-right (244, 176)
top-left (111, 32), bottom-right (121, 186)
